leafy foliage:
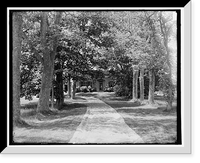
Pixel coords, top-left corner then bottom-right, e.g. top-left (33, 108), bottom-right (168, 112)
top-left (20, 51), bottom-right (41, 100)
top-left (19, 11), bottom-right (177, 106)
top-left (157, 69), bottom-right (175, 102)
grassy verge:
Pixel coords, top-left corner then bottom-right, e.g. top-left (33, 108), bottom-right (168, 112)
top-left (97, 92), bottom-right (177, 144)
top-left (14, 100), bottom-right (87, 144)
top-left (115, 108), bottom-right (177, 144)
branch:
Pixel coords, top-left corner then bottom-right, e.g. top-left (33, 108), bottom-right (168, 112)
top-left (40, 12), bottom-right (48, 52)
top-left (159, 13), bottom-right (166, 39)
top-left (144, 11), bottom-right (156, 20)
top-left (51, 12), bottom-right (62, 61)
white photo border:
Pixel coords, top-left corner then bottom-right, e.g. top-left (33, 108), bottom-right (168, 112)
top-left (3, 2), bottom-right (191, 153)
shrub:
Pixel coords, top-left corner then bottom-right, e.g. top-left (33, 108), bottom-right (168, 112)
top-left (157, 74), bottom-right (175, 103)
top-left (114, 85), bottom-right (129, 97)
top-left (76, 86), bottom-right (81, 93)
top-left (80, 86), bottom-right (89, 92)
top-left (90, 87), bottom-right (97, 92)
top-left (104, 86), bottom-right (114, 92)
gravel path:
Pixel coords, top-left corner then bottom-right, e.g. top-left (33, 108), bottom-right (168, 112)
top-left (69, 96), bottom-right (144, 144)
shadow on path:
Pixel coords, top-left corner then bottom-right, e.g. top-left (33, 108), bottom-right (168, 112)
top-left (69, 96), bottom-right (144, 144)
top-left (15, 100), bottom-right (87, 144)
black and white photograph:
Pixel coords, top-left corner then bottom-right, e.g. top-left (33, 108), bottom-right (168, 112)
top-left (2, 3), bottom-right (193, 154)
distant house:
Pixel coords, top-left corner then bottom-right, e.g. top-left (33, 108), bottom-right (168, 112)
top-left (64, 69), bottom-right (115, 93)
top-left (77, 74), bottom-right (114, 92)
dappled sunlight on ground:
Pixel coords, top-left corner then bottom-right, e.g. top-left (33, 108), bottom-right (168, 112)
top-left (14, 99), bottom-right (87, 144)
top-left (68, 96), bottom-right (144, 144)
top-left (17, 92), bottom-right (177, 144)
top-left (121, 117), bottom-right (177, 143)
top-left (95, 92), bottom-right (177, 144)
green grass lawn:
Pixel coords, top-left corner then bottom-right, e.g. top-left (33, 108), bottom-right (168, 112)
top-left (14, 98), bottom-right (87, 144)
top-left (16, 92), bottom-right (177, 144)
top-left (96, 92), bottom-right (177, 144)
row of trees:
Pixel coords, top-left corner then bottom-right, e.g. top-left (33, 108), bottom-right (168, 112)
top-left (107, 11), bottom-right (176, 109)
top-left (12, 11), bottom-right (177, 126)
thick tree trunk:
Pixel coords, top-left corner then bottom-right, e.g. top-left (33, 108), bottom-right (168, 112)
top-left (71, 79), bottom-right (76, 99)
top-left (37, 64), bottom-right (54, 114)
top-left (159, 13), bottom-right (174, 110)
top-left (56, 71), bottom-right (64, 109)
top-left (51, 80), bottom-right (54, 109)
top-left (148, 69), bottom-right (155, 104)
top-left (132, 69), bottom-right (137, 101)
top-left (166, 85), bottom-right (173, 110)
top-left (139, 68), bottom-right (144, 102)
top-left (132, 65), bottom-right (140, 102)
top-left (37, 12), bottom-right (62, 115)
top-left (135, 70), bottom-right (139, 99)
top-left (37, 12), bottom-right (52, 115)
top-left (166, 61), bottom-right (173, 110)
top-left (12, 13), bottom-right (28, 127)
top-left (54, 50), bottom-right (64, 109)
top-left (68, 75), bottom-right (71, 97)
top-left (165, 44), bottom-right (173, 110)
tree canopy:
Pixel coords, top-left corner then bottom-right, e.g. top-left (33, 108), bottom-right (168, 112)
top-left (19, 11), bottom-right (177, 110)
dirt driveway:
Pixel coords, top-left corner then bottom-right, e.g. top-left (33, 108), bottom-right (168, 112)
top-left (69, 95), bottom-right (143, 144)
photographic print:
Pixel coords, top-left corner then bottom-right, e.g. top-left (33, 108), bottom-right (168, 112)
top-left (2, 2), bottom-right (191, 153)
top-left (1, 2), bottom-right (192, 154)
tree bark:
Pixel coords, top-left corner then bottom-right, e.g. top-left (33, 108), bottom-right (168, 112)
top-left (167, 84), bottom-right (173, 110)
top-left (166, 56), bottom-right (173, 110)
top-left (71, 79), bottom-right (76, 99)
top-left (37, 63), bottom-right (54, 114)
top-left (54, 49), bottom-right (64, 109)
top-left (12, 12), bottom-right (28, 127)
top-left (135, 70), bottom-right (139, 99)
top-left (132, 69), bottom-right (137, 101)
top-left (139, 68), bottom-right (144, 102)
top-left (159, 13), bottom-right (173, 110)
top-left (68, 75), bottom-right (71, 97)
top-left (37, 12), bottom-right (51, 114)
top-left (51, 80), bottom-right (54, 109)
top-left (148, 69), bottom-right (155, 104)
top-left (165, 45), bottom-right (173, 110)
top-left (37, 12), bottom-right (62, 115)
top-left (55, 71), bottom-right (64, 109)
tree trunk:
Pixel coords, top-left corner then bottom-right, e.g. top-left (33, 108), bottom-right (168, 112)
top-left (139, 68), bottom-right (144, 102)
top-left (148, 69), bottom-right (155, 104)
top-left (167, 85), bottom-right (173, 110)
top-left (68, 75), bottom-right (71, 97)
top-left (56, 71), bottom-right (64, 109)
top-left (132, 69), bottom-right (137, 101)
top-left (37, 12), bottom-right (62, 115)
top-left (12, 12), bottom-right (28, 127)
top-left (71, 79), bottom-right (76, 99)
top-left (135, 70), bottom-right (139, 99)
top-left (51, 81), bottom-right (54, 109)
top-left (166, 60), bottom-right (173, 110)
top-left (165, 44), bottom-right (173, 110)
top-left (37, 12), bottom-right (52, 115)
top-left (159, 13), bottom-right (174, 110)
top-left (37, 63), bottom-right (54, 114)
top-left (54, 49), bottom-right (64, 109)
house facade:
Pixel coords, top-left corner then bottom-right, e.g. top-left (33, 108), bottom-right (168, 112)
top-left (77, 75), bottom-right (114, 92)
top-left (64, 70), bottom-right (115, 93)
